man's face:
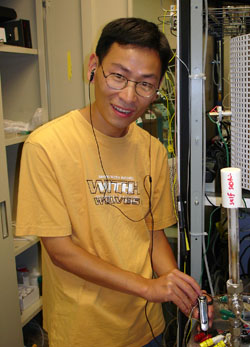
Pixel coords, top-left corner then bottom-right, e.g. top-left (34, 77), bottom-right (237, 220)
top-left (91, 43), bottom-right (162, 137)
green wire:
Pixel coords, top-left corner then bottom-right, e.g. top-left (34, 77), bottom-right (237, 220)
top-left (207, 113), bottom-right (218, 124)
top-left (207, 114), bottom-right (230, 167)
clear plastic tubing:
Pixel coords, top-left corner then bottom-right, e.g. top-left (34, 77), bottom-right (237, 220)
top-left (227, 208), bottom-right (240, 284)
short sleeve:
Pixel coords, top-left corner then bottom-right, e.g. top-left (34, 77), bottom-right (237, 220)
top-left (16, 141), bottom-right (72, 237)
top-left (145, 145), bottom-right (176, 231)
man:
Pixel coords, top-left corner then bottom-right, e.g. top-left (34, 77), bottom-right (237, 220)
top-left (16, 18), bottom-right (212, 347)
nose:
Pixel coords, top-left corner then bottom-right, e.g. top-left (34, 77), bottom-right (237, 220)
top-left (119, 81), bottom-right (137, 103)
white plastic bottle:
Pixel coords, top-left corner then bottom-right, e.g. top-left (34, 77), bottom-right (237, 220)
top-left (29, 268), bottom-right (41, 287)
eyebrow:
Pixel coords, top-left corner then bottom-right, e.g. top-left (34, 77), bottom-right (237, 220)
top-left (110, 63), bottom-right (157, 79)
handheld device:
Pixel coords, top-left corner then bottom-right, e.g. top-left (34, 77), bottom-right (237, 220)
top-left (198, 295), bottom-right (209, 331)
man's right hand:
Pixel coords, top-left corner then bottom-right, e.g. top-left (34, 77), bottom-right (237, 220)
top-left (142, 268), bottom-right (201, 317)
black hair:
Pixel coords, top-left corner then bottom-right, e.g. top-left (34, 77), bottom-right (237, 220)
top-left (95, 17), bottom-right (172, 79)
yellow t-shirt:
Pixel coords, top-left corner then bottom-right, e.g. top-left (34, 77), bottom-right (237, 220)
top-left (16, 110), bottom-right (176, 347)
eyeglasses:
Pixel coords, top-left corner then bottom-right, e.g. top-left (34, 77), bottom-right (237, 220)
top-left (101, 65), bottom-right (158, 98)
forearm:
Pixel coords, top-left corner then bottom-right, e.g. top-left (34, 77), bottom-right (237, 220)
top-left (150, 229), bottom-right (178, 276)
top-left (41, 236), bottom-right (148, 298)
top-left (41, 234), bottom-right (202, 315)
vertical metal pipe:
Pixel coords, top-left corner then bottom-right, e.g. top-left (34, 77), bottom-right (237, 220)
top-left (227, 208), bottom-right (240, 284)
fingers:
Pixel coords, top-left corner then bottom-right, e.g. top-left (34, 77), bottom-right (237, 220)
top-left (165, 273), bottom-right (214, 323)
top-left (192, 306), bottom-right (200, 320)
top-left (194, 306), bottom-right (214, 330)
top-left (164, 280), bottom-right (196, 316)
top-left (173, 269), bottom-right (202, 296)
top-left (200, 291), bottom-right (214, 327)
top-left (145, 268), bottom-right (211, 319)
top-left (193, 293), bottom-right (214, 330)
top-left (207, 301), bottom-right (214, 328)
top-left (159, 269), bottom-right (201, 316)
top-left (166, 269), bottom-right (201, 305)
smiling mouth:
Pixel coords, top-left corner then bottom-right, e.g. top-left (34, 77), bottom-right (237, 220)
top-left (112, 104), bottom-right (134, 117)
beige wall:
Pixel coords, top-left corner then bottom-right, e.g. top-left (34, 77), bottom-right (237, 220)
top-left (81, 0), bottom-right (129, 103)
top-left (45, 0), bottom-right (84, 118)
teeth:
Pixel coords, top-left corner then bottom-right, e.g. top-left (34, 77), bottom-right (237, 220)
top-left (113, 105), bottom-right (131, 114)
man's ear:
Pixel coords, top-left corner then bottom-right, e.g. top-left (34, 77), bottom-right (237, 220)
top-left (152, 75), bottom-right (164, 102)
top-left (88, 53), bottom-right (98, 82)
top-left (151, 90), bottom-right (161, 103)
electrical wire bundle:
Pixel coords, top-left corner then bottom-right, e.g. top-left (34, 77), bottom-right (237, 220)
top-left (207, 107), bottom-right (230, 166)
top-left (157, 1), bottom-right (177, 37)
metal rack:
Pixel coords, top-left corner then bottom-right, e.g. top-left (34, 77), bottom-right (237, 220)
top-left (207, 6), bottom-right (250, 37)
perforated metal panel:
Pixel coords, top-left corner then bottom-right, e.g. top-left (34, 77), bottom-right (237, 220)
top-left (230, 33), bottom-right (250, 191)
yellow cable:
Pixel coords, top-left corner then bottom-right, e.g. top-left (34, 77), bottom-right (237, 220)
top-left (165, 71), bottom-right (175, 97)
top-left (162, 10), bottom-right (168, 34)
top-left (185, 229), bottom-right (190, 252)
top-left (169, 51), bottom-right (176, 64)
top-left (186, 318), bottom-right (192, 345)
top-left (159, 90), bottom-right (177, 218)
top-left (171, 173), bottom-right (178, 220)
top-left (168, 112), bottom-right (175, 155)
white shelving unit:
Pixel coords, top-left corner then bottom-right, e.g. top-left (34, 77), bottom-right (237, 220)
top-left (5, 133), bottom-right (29, 146)
top-left (0, 43), bottom-right (38, 55)
top-left (14, 235), bottom-right (40, 257)
top-left (21, 296), bottom-right (43, 328)
top-left (0, 0), bottom-right (48, 345)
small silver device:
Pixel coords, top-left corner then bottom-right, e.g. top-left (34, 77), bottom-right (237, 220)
top-left (198, 295), bottom-right (209, 331)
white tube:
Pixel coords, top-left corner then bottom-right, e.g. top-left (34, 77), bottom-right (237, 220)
top-left (227, 208), bottom-right (240, 283)
top-left (221, 167), bottom-right (242, 284)
top-left (221, 167), bottom-right (242, 208)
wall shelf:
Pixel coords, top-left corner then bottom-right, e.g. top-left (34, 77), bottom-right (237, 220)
top-left (5, 133), bottom-right (29, 146)
top-left (21, 297), bottom-right (42, 328)
top-left (14, 235), bottom-right (40, 257)
top-left (0, 44), bottom-right (38, 55)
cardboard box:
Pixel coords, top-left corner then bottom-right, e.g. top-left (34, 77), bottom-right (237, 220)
top-left (0, 27), bottom-right (6, 43)
top-left (18, 285), bottom-right (39, 311)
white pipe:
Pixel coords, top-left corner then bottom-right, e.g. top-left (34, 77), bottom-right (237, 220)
top-left (221, 168), bottom-right (242, 285)
top-left (227, 208), bottom-right (240, 284)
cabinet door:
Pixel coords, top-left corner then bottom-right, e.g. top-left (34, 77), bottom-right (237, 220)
top-left (0, 93), bottom-right (23, 347)
top-left (44, 0), bottom-right (85, 118)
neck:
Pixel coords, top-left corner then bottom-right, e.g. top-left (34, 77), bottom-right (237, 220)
top-left (80, 104), bottom-right (130, 138)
